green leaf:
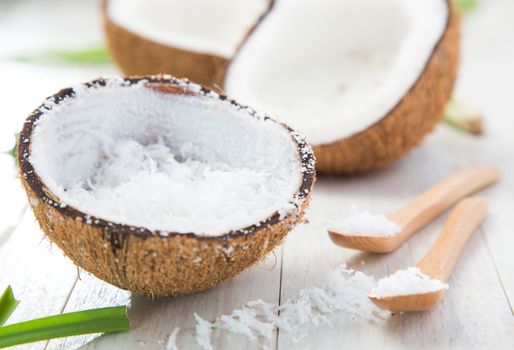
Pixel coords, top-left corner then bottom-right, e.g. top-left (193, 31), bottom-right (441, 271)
top-left (443, 99), bottom-right (483, 135)
top-left (9, 133), bottom-right (18, 160)
top-left (0, 306), bottom-right (130, 348)
top-left (0, 286), bottom-right (19, 326)
top-left (2, 133), bottom-right (18, 169)
top-left (13, 46), bottom-right (111, 65)
top-left (455, 0), bottom-right (478, 13)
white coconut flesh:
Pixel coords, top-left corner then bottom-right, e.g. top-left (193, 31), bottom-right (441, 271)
top-left (107, 0), bottom-right (269, 58)
top-left (225, 0), bottom-right (449, 145)
top-left (29, 79), bottom-right (307, 237)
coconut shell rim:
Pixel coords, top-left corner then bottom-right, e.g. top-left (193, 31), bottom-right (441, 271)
top-left (18, 74), bottom-right (316, 242)
top-left (102, 0), bottom-right (275, 59)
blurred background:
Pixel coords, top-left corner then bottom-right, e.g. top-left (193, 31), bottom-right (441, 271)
top-left (0, 0), bottom-right (114, 237)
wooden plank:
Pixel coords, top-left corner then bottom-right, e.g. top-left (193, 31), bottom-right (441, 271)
top-left (45, 273), bottom-right (130, 350)
top-left (454, 0), bottom-right (514, 309)
top-left (48, 250), bottom-right (283, 350)
top-left (0, 155), bottom-right (27, 246)
top-left (0, 211), bottom-right (78, 350)
top-left (278, 171), bottom-right (514, 349)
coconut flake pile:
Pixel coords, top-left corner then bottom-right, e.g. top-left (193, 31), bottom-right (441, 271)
top-left (329, 211), bottom-right (401, 236)
top-left (29, 79), bottom-right (305, 236)
top-left (371, 267), bottom-right (449, 298)
top-left (192, 265), bottom-right (388, 348)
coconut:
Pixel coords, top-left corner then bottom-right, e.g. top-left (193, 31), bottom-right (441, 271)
top-left (225, 0), bottom-right (459, 174)
top-left (103, 0), bottom-right (271, 87)
top-left (18, 75), bottom-right (315, 296)
top-left (104, 0), bottom-right (459, 175)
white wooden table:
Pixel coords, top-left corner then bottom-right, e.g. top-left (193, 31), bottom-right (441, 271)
top-left (0, 0), bottom-right (513, 349)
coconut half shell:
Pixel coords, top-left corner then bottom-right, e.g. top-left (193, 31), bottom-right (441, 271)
top-left (18, 75), bottom-right (315, 296)
top-left (225, 0), bottom-right (460, 175)
top-left (312, 3), bottom-right (460, 174)
top-left (102, 0), bottom-right (271, 87)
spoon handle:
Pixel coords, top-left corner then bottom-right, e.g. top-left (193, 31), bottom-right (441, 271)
top-left (389, 165), bottom-right (499, 243)
top-left (416, 197), bottom-right (487, 281)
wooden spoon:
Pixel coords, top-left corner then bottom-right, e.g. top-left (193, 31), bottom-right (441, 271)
top-left (369, 197), bottom-right (488, 312)
top-left (328, 165), bottom-right (499, 253)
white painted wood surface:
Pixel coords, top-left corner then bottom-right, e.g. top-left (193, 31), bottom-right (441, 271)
top-left (0, 0), bottom-right (513, 349)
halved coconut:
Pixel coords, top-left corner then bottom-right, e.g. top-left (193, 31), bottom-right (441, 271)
top-left (18, 75), bottom-right (315, 296)
top-left (103, 0), bottom-right (271, 87)
top-left (225, 0), bottom-right (460, 174)
top-left (103, 0), bottom-right (459, 175)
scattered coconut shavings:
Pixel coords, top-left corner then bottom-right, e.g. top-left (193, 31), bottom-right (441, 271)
top-left (193, 265), bottom-right (388, 348)
top-left (194, 314), bottom-right (213, 350)
top-left (330, 211), bottom-right (401, 236)
top-left (371, 267), bottom-right (449, 298)
top-left (216, 303), bottom-right (274, 341)
top-left (166, 327), bottom-right (180, 350)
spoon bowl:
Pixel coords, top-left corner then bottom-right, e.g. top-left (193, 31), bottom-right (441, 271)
top-left (328, 230), bottom-right (400, 253)
top-left (329, 166), bottom-right (499, 253)
top-left (369, 290), bottom-right (445, 312)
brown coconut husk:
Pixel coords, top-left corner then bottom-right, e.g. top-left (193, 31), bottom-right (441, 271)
top-left (314, 3), bottom-right (460, 175)
top-left (103, 18), bottom-right (229, 88)
top-left (102, 0), bottom-right (273, 88)
top-left (18, 76), bottom-right (315, 296)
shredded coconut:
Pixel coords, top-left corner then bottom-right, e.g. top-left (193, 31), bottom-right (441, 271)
top-left (330, 211), bottom-right (401, 236)
top-left (29, 78), bottom-right (308, 236)
top-left (59, 138), bottom-right (297, 235)
top-left (194, 314), bottom-right (213, 350)
top-left (371, 267), bottom-right (448, 297)
top-left (193, 265), bottom-right (388, 348)
top-left (166, 327), bottom-right (180, 350)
